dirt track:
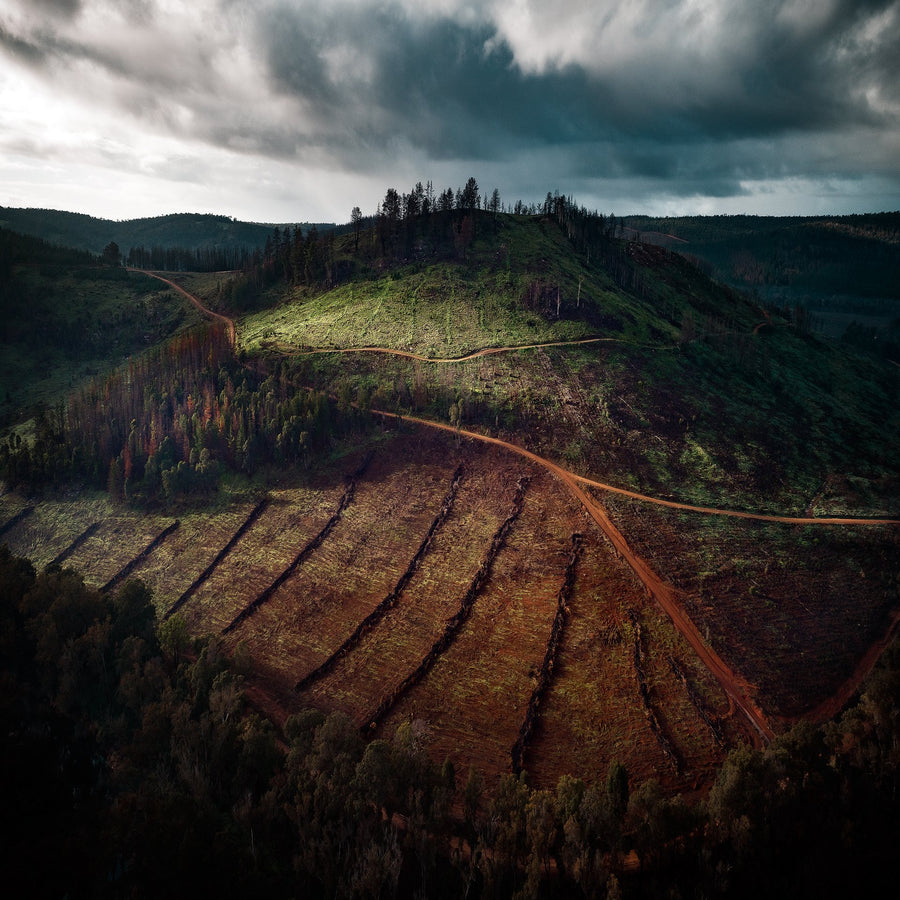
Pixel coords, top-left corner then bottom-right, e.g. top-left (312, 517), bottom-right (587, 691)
top-left (292, 336), bottom-right (669, 363)
top-left (379, 411), bottom-right (776, 743)
top-left (569, 473), bottom-right (900, 526)
top-left (128, 269), bottom-right (236, 345)
top-left (805, 607), bottom-right (900, 724)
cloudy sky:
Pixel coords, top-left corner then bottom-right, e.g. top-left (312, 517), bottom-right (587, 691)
top-left (1, 0), bottom-right (899, 224)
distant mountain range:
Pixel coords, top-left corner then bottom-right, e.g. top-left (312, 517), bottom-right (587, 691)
top-left (0, 207), bottom-right (334, 255)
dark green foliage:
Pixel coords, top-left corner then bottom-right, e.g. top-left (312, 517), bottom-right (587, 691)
top-left (1, 227), bottom-right (202, 424)
top-left (227, 177), bottom-right (513, 312)
top-left (623, 213), bottom-right (900, 356)
top-left (0, 225), bottom-right (96, 271)
top-left (101, 240), bottom-right (121, 267)
top-left (0, 206), bottom-right (331, 257)
top-left (623, 212), bottom-right (900, 297)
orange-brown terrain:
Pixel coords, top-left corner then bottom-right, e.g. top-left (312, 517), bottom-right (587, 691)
top-left (3, 420), bottom-right (896, 796)
top-left (2, 218), bottom-right (898, 812)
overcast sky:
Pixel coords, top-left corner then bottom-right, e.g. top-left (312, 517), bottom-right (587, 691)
top-left (2, 0), bottom-right (899, 224)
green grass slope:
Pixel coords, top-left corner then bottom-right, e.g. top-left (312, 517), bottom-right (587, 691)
top-left (241, 214), bottom-right (698, 357)
top-left (248, 211), bottom-right (899, 516)
top-left (0, 229), bottom-right (204, 425)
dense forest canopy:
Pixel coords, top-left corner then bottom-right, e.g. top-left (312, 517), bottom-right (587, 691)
top-left (2, 544), bottom-right (898, 898)
top-left (0, 207), bottom-right (329, 257)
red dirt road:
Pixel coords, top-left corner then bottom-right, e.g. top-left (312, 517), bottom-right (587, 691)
top-left (805, 607), bottom-right (900, 724)
top-left (127, 269), bottom-right (236, 345)
top-left (569, 473), bottom-right (900, 526)
top-left (379, 411), bottom-right (777, 744)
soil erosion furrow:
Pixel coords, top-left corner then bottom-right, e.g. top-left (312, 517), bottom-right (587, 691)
top-left (295, 465), bottom-right (465, 693)
top-left (125, 280), bottom-right (872, 745)
top-left (164, 496), bottom-right (270, 620)
top-left (511, 532), bottom-right (582, 774)
top-left (100, 520), bottom-right (180, 594)
top-left (374, 411), bottom-right (776, 743)
top-left (222, 454), bottom-right (372, 634)
top-left (669, 655), bottom-right (725, 747)
top-left (630, 610), bottom-right (682, 774)
top-left (363, 476), bottom-right (530, 736)
top-left (46, 522), bottom-right (102, 570)
top-left (0, 505), bottom-right (35, 538)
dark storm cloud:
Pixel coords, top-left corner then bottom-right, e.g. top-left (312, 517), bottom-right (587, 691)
top-left (670, 0), bottom-right (898, 136)
top-left (258, 7), bottom-right (601, 159)
top-left (0, 19), bottom-right (54, 67)
top-left (246, 0), bottom-right (900, 193)
top-left (1, 0), bottom-right (898, 213)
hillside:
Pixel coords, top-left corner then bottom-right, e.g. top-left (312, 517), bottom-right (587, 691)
top-left (0, 228), bottom-right (203, 426)
top-left (0, 206), bottom-right (332, 257)
top-left (2, 200), bottom-right (899, 895)
top-left (623, 213), bottom-right (900, 348)
top-left (3, 201), bottom-right (898, 744)
top-left (238, 208), bottom-right (899, 516)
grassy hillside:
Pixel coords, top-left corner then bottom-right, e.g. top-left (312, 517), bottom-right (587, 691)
top-left (241, 210), bottom-right (899, 516)
top-left (0, 228), bottom-right (204, 425)
top-left (240, 212), bottom-right (752, 356)
top-left (242, 216), bottom-right (604, 355)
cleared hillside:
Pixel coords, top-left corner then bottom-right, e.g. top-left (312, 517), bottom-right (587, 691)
top-left (240, 211), bottom-right (899, 515)
top-left (2, 204), bottom-right (898, 801)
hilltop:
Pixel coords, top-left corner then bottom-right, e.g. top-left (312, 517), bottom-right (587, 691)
top-left (228, 204), bottom-right (899, 517)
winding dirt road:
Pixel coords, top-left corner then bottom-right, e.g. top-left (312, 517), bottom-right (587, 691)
top-left (377, 410), bottom-right (776, 743)
top-left (149, 272), bottom-right (898, 741)
top-left (291, 336), bottom-right (669, 363)
top-left (568, 474), bottom-right (900, 526)
top-left (128, 269), bottom-right (236, 345)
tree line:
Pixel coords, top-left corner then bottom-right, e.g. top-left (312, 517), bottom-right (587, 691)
top-left (1, 225), bottom-right (97, 277)
top-left (216, 178), bottom-right (630, 316)
top-left (124, 242), bottom-right (255, 273)
top-left (217, 178), bottom-right (510, 310)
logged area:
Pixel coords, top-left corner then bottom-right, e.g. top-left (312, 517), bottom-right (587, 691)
top-left (0, 428), bottom-right (739, 791)
top-left (2, 206), bottom-right (898, 812)
top-left (4, 418), bottom-right (895, 792)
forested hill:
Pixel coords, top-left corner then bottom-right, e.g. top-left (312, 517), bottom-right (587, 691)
top-left (622, 212), bottom-right (900, 303)
top-left (0, 207), bottom-right (333, 257)
top-left (0, 225), bottom-right (97, 274)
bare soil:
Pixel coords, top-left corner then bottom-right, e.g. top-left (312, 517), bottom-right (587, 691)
top-left (5, 276), bottom-right (896, 795)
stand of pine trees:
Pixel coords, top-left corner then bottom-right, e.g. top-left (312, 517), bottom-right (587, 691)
top-left (0, 324), bottom-right (363, 502)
